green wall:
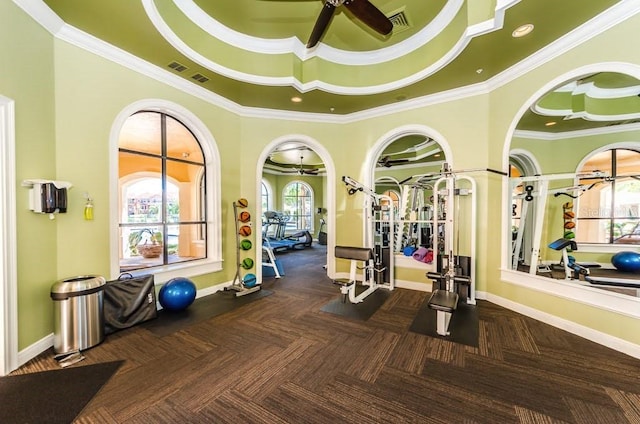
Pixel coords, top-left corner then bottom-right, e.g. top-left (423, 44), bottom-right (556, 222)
top-left (1, 2), bottom-right (57, 351)
top-left (489, 12), bottom-right (640, 345)
top-left (4, 1), bottom-right (640, 357)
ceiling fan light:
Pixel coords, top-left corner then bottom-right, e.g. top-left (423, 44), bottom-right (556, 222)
top-left (512, 24), bottom-right (534, 38)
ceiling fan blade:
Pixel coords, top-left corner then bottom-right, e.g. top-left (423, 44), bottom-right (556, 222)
top-left (307, 2), bottom-right (336, 48)
top-left (343, 0), bottom-right (393, 36)
top-left (378, 156), bottom-right (409, 167)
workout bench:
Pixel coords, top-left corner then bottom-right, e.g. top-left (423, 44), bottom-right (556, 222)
top-left (548, 238), bottom-right (600, 279)
top-left (425, 254), bottom-right (470, 336)
top-left (334, 245), bottom-right (383, 304)
top-left (427, 289), bottom-right (459, 336)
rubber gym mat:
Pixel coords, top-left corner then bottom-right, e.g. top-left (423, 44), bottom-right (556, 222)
top-left (141, 289), bottom-right (273, 337)
top-left (409, 298), bottom-right (479, 347)
top-left (320, 287), bottom-right (390, 321)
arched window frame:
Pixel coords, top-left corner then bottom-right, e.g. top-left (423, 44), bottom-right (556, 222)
top-left (282, 180), bottom-right (314, 233)
top-left (109, 100), bottom-right (222, 283)
top-left (261, 179), bottom-right (273, 215)
top-left (575, 143), bottom-right (640, 249)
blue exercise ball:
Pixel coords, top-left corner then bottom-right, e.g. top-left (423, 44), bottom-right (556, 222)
top-left (611, 251), bottom-right (640, 273)
top-left (159, 277), bottom-right (196, 311)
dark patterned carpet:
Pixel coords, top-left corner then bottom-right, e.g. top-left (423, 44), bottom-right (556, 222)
top-left (12, 244), bottom-right (640, 423)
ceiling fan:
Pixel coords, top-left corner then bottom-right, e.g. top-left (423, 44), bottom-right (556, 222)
top-left (378, 156), bottom-right (410, 168)
top-left (307, 0), bottom-right (393, 48)
top-left (283, 153), bottom-right (320, 175)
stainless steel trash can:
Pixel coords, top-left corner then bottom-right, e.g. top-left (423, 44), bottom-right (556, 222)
top-left (50, 275), bottom-right (106, 354)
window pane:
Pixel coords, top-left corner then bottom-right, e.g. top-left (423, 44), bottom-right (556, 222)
top-left (616, 149), bottom-right (640, 176)
top-left (576, 181), bottom-right (610, 219)
top-left (576, 148), bottom-right (640, 244)
top-left (581, 150), bottom-right (612, 175)
top-left (120, 225), bottom-right (164, 271)
top-left (165, 115), bottom-right (204, 163)
top-left (118, 112), bottom-right (161, 156)
top-left (283, 182), bottom-right (313, 231)
top-left (165, 159), bottom-right (205, 222)
top-left (167, 223), bottom-right (206, 264)
top-left (613, 219), bottom-right (640, 244)
top-left (118, 110), bottom-right (209, 273)
top-left (121, 167), bottom-right (163, 225)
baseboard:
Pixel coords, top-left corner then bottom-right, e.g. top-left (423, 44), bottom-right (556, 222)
top-left (17, 280), bottom-right (234, 369)
top-left (395, 279), bottom-right (431, 292)
top-left (17, 333), bottom-right (54, 368)
top-left (486, 292), bottom-right (640, 360)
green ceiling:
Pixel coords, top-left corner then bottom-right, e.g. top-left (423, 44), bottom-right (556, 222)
top-left (40, 0), bottom-right (621, 116)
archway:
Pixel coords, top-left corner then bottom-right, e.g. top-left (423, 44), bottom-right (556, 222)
top-left (256, 135), bottom-right (337, 280)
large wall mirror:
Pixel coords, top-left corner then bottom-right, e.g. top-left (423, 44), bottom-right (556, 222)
top-left (508, 70), bottom-right (640, 299)
top-left (374, 134), bottom-right (448, 261)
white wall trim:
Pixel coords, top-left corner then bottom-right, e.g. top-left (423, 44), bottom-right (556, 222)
top-left (501, 62), bottom-right (640, 271)
top-left (15, 0), bottom-right (640, 121)
top-left (0, 97), bottom-right (18, 375)
top-left (500, 268), bottom-right (640, 319)
top-left (395, 279), bottom-right (431, 292)
top-left (256, 136), bottom-right (337, 283)
top-left (365, 124), bottom-right (455, 189)
top-left (514, 122), bottom-right (640, 141)
top-left (168, 0), bottom-right (466, 66)
top-left (17, 334), bottom-right (53, 368)
top-left (108, 99), bottom-right (223, 282)
top-left (486, 290), bottom-right (640, 360)
top-left (16, 282), bottom-right (232, 367)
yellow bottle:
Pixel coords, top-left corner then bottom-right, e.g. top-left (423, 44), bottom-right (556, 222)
top-left (84, 199), bottom-right (94, 221)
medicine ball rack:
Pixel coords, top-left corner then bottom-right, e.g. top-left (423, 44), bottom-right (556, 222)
top-left (227, 199), bottom-right (261, 297)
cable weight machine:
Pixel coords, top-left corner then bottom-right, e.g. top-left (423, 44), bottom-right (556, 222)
top-left (336, 176), bottom-right (395, 303)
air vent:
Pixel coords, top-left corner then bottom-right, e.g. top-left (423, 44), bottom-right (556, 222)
top-left (168, 61), bottom-right (188, 72)
top-left (388, 10), bottom-right (410, 33)
top-left (191, 73), bottom-right (210, 83)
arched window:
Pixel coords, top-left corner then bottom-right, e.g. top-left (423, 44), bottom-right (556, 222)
top-left (261, 180), bottom-right (272, 215)
top-left (118, 111), bottom-right (208, 272)
top-left (282, 181), bottom-right (313, 232)
top-left (576, 147), bottom-right (640, 245)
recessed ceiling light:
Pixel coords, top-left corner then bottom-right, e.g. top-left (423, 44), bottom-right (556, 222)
top-left (291, 96), bottom-right (302, 103)
top-left (476, 68), bottom-right (483, 74)
top-left (545, 121), bottom-right (557, 127)
top-left (512, 23), bottom-right (534, 38)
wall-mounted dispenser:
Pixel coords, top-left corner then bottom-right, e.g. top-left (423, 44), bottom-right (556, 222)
top-left (22, 179), bottom-right (72, 215)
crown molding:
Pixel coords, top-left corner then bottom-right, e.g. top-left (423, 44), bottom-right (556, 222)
top-left (144, 0), bottom-right (520, 95)
top-left (12, 0), bottom-right (640, 124)
top-left (171, 0), bottom-right (465, 66)
top-left (486, 0), bottom-right (640, 92)
top-left (514, 121), bottom-right (640, 141)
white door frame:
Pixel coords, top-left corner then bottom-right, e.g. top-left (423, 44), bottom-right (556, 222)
top-left (256, 135), bottom-right (336, 280)
top-left (0, 95), bottom-right (18, 376)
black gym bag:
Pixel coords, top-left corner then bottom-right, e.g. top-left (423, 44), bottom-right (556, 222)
top-left (103, 273), bottom-right (158, 335)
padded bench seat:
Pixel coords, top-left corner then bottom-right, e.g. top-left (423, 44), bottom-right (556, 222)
top-left (427, 289), bottom-right (459, 313)
top-left (335, 246), bottom-right (373, 262)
